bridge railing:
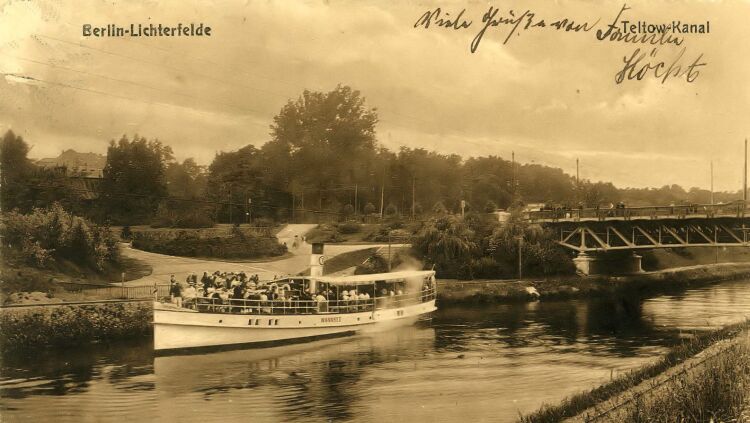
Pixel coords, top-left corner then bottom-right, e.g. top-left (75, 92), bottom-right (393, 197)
top-left (527, 201), bottom-right (748, 222)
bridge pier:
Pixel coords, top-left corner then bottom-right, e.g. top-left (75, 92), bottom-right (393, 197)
top-left (574, 252), bottom-right (644, 276)
top-left (573, 252), bottom-right (597, 276)
top-left (628, 252), bottom-right (644, 274)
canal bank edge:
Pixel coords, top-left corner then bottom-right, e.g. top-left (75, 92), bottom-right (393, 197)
top-left (518, 321), bottom-right (750, 423)
top-left (437, 262), bottom-right (750, 305)
top-left (0, 301), bottom-right (152, 351)
top-left (561, 332), bottom-right (750, 422)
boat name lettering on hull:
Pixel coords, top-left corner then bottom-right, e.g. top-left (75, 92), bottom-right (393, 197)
top-left (321, 317), bottom-right (342, 323)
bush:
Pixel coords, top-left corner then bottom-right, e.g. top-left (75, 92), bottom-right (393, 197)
top-left (341, 204), bottom-right (354, 219)
top-left (150, 204), bottom-right (214, 229)
top-left (121, 225), bottom-right (133, 240)
top-left (252, 217), bottom-right (275, 228)
top-left (131, 228), bottom-right (286, 259)
top-left (338, 221), bottom-right (362, 234)
top-left (305, 224), bottom-right (343, 243)
top-left (2, 203), bottom-right (119, 271)
top-left (469, 257), bottom-right (507, 279)
top-left (0, 302), bottom-right (152, 350)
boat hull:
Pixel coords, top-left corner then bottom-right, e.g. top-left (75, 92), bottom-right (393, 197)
top-left (153, 299), bottom-right (436, 353)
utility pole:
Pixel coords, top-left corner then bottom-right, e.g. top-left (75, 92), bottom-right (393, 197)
top-left (354, 184), bottom-right (358, 217)
top-left (710, 160), bottom-right (714, 205)
top-left (387, 231), bottom-right (392, 271)
top-left (380, 168), bottom-right (385, 218)
top-left (511, 151), bottom-right (515, 195)
top-left (744, 138), bottom-right (748, 204)
top-left (575, 157), bottom-right (582, 204)
top-left (245, 193), bottom-right (249, 224)
top-left (511, 151), bottom-right (517, 201)
top-left (411, 175), bottom-right (416, 220)
top-left (517, 236), bottom-right (523, 280)
top-left (228, 184), bottom-right (232, 225)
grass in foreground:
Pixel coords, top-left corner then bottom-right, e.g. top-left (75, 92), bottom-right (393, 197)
top-left (613, 339), bottom-right (750, 422)
top-left (519, 320), bottom-right (750, 423)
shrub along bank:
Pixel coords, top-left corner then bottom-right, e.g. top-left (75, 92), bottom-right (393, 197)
top-left (437, 262), bottom-right (750, 305)
top-left (0, 301), bottom-right (152, 351)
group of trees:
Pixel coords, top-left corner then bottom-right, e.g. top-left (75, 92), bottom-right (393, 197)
top-left (2, 85), bottom-right (746, 227)
top-left (412, 209), bottom-right (575, 279)
top-left (3, 203), bottom-right (119, 271)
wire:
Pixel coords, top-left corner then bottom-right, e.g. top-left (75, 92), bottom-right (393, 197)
top-left (0, 71), bottom-right (269, 123)
top-left (0, 52), bottom-right (254, 113)
top-left (32, 34), bottom-right (436, 127)
top-left (34, 34), bottom-right (289, 100)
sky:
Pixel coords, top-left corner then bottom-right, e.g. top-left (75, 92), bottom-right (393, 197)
top-left (0, 0), bottom-right (748, 191)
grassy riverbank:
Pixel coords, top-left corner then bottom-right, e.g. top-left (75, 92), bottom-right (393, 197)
top-left (0, 301), bottom-right (152, 351)
top-left (437, 262), bottom-right (750, 305)
top-left (519, 321), bottom-right (750, 423)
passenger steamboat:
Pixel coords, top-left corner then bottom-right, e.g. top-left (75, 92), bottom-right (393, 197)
top-left (153, 243), bottom-right (437, 353)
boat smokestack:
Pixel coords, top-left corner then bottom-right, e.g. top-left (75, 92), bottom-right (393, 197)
top-left (310, 242), bottom-right (324, 277)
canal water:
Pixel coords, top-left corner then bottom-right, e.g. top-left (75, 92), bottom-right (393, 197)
top-left (3, 279), bottom-right (750, 423)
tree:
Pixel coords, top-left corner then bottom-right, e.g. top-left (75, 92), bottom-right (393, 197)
top-left (413, 215), bottom-right (477, 278)
top-left (100, 135), bottom-right (173, 224)
top-left (267, 85), bottom-right (379, 212)
top-left (166, 158), bottom-right (207, 199)
top-left (0, 130), bottom-right (77, 213)
top-left (364, 202), bottom-right (376, 215)
top-left (432, 201), bottom-right (448, 215)
top-left (0, 130), bottom-right (33, 211)
top-left (341, 204), bottom-right (354, 220)
top-left (205, 145), bottom-right (269, 223)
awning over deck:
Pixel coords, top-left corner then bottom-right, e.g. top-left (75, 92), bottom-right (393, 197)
top-left (311, 270), bottom-right (434, 286)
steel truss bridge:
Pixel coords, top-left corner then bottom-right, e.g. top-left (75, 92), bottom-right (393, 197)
top-left (527, 201), bottom-right (750, 253)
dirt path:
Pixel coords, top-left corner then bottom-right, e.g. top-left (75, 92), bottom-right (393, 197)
top-left (122, 224), bottom-right (397, 286)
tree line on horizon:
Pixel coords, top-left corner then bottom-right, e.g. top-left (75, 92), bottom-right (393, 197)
top-left (1, 84), bottom-right (745, 226)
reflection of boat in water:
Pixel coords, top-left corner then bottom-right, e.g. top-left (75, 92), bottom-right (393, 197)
top-left (153, 324), bottom-right (437, 398)
top-left (154, 260), bottom-right (437, 353)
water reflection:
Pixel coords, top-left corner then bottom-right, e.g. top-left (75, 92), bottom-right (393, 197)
top-left (3, 279), bottom-right (750, 422)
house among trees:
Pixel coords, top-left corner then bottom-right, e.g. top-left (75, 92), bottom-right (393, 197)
top-left (36, 149), bottom-right (106, 178)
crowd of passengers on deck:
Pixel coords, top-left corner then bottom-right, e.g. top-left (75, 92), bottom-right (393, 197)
top-left (164, 271), bottom-right (434, 314)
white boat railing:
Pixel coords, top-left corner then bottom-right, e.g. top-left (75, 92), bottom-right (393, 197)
top-left (181, 288), bottom-right (437, 315)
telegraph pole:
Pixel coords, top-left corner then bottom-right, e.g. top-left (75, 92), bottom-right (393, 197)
top-left (576, 157), bottom-right (581, 203)
top-left (228, 184), bottom-right (232, 224)
top-left (710, 160), bottom-right (714, 205)
top-left (744, 139), bottom-right (748, 204)
top-left (411, 175), bottom-right (416, 220)
top-left (517, 236), bottom-right (523, 280)
top-left (354, 184), bottom-right (358, 217)
top-left (380, 167), bottom-right (385, 218)
top-left (511, 151), bottom-right (516, 200)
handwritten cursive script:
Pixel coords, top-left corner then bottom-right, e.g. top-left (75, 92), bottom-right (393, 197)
top-left (413, 4), bottom-right (709, 84)
top-left (414, 6), bottom-right (598, 53)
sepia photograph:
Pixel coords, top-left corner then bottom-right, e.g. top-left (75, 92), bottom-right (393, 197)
top-left (1, 0), bottom-right (749, 421)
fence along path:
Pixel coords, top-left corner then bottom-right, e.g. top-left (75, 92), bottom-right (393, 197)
top-left (56, 281), bottom-right (171, 300)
